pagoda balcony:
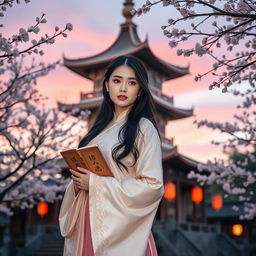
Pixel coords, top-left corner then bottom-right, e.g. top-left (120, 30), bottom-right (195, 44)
top-left (161, 136), bottom-right (174, 150)
top-left (80, 87), bottom-right (174, 105)
top-left (80, 91), bottom-right (102, 101)
top-left (149, 86), bottom-right (174, 105)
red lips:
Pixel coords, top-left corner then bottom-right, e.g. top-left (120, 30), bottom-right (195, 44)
top-left (117, 95), bottom-right (128, 100)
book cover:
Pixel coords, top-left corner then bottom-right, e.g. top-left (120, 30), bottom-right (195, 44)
top-left (60, 144), bottom-right (113, 177)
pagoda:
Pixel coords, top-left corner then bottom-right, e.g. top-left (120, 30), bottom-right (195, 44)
top-left (58, 0), bottom-right (204, 223)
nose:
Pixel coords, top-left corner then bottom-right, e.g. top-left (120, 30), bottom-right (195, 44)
top-left (119, 81), bottom-right (127, 92)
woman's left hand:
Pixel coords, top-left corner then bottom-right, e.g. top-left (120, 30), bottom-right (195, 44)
top-left (70, 167), bottom-right (90, 191)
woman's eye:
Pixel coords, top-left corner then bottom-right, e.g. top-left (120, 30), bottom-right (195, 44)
top-left (113, 79), bottom-right (120, 83)
top-left (129, 81), bottom-right (137, 85)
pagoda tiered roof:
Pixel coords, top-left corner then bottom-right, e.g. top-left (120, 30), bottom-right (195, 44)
top-left (63, 20), bottom-right (189, 81)
top-left (60, 0), bottom-right (193, 120)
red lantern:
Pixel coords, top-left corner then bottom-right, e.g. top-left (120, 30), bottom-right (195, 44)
top-left (212, 194), bottom-right (223, 211)
top-left (191, 186), bottom-right (203, 203)
top-left (37, 202), bottom-right (48, 217)
top-left (164, 182), bottom-right (176, 200)
top-left (232, 224), bottom-right (243, 236)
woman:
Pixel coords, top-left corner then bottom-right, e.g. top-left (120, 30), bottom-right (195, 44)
top-left (59, 55), bottom-right (164, 256)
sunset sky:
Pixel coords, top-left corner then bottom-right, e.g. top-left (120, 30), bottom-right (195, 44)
top-left (3, 0), bottom-right (245, 163)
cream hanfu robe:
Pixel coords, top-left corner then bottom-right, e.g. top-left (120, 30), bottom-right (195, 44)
top-left (59, 106), bottom-right (164, 256)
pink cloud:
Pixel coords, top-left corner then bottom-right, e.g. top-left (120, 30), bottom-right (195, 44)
top-left (63, 27), bottom-right (117, 58)
top-left (4, 1), bottom-right (237, 164)
top-left (165, 104), bottom-right (239, 162)
top-left (37, 68), bottom-right (93, 107)
top-left (149, 40), bottom-right (217, 95)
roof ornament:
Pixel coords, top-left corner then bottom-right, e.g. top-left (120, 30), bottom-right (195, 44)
top-left (122, 0), bottom-right (135, 24)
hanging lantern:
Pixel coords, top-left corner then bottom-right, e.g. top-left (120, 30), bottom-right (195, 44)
top-left (212, 194), bottom-right (223, 211)
top-left (164, 182), bottom-right (176, 200)
top-left (191, 186), bottom-right (203, 203)
top-left (232, 224), bottom-right (243, 236)
top-left (37, 202), bottom-right (48, 217)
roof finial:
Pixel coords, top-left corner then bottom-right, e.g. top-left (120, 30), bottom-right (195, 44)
top-left (122, 0), bottom-right (135, 23)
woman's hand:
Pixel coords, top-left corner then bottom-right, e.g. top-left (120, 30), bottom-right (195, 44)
top-left (70, 167), bottom-right (91, 193)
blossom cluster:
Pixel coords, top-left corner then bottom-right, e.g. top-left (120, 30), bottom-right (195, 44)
top-left (136, 0), bottom-right (256, 91)
top-left (136, 0), bottom-right (256, 219)
top-left (0, 1), bottom-right (87, 215)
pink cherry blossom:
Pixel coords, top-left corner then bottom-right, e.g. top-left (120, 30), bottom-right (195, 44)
top-left (0, 2), bottom-right (89, 216)
top-left (137, 0), bottom-right (256, 219)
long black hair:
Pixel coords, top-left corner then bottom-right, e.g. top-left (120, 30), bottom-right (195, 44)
top-left (78, 55), bottom-right (160, 172)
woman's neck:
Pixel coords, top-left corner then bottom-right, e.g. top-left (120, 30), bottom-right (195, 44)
top-left (113, 105), bottom-right (132, 122)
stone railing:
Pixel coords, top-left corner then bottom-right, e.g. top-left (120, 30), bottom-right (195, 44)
top-left (175, 229), bottom-right (203, 256)
top-left (155, 219), bottom-right (220, 234)
top-left (154, 220), bottom-right (203, 256)
top-left (178, 221), bottom-right (221, 234)
top-left (217, 233), bottom-right (242, 256)
top-left (16, 225), bottom-right (61, 256)
top-left (154, 219), bottom-right (242, 256)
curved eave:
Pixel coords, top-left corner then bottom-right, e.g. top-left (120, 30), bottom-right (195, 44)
top-left (178, 154), bottom-right (200, 169)
top-left (162, 148), bottom-right (178, 161)
top-left (57, 97), bottom-right (103, 114)
top-left (162, 146), bottom-right (178, 159)
top-left (64, 42), bottom-right (189, 81)
top-left (136, 46), bottom-right (189, 80)
top-left (163, 151), bottom-right (200, 170)
top-left (161, 141), bottom-right (173, 152)
top-left (63, 42), bottom-right (147, 79)
top-left (153, 94), bottom-right (194, 120)
top-left (63, 22), bottom-right (145, 78)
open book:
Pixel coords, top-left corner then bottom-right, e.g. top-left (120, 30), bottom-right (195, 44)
top-left (60, 144), bottom-right (113, 177)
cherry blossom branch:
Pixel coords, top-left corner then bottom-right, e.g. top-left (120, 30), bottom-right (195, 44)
top-left (136, 0), bottom-right (256, 90)
top-left (0, 156), bottom-right (57, 202)
top-left (0, 3), bottom-right (89, 214)
top-left (136, 0), bottom-right (256, 219)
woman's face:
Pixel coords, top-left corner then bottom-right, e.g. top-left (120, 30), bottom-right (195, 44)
top-left (105, 65), bottom-right (141, 114)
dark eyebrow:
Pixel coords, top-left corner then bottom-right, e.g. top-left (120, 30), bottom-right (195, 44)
top-left (112, 75), bottom-right (137, 80)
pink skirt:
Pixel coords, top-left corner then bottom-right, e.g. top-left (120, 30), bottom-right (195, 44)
top-left (82, 200), bottom-right (158, 256)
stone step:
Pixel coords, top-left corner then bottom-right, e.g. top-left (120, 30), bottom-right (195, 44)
top-left (29, 237), bottom-right (64, 256)
top-left (31, 253), bottom-right (63, 256)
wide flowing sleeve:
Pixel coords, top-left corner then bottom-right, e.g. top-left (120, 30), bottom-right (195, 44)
top-left (58, 180), bottom-right (88, 256)
top-left (89, 119), bottom-right (164, 256)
